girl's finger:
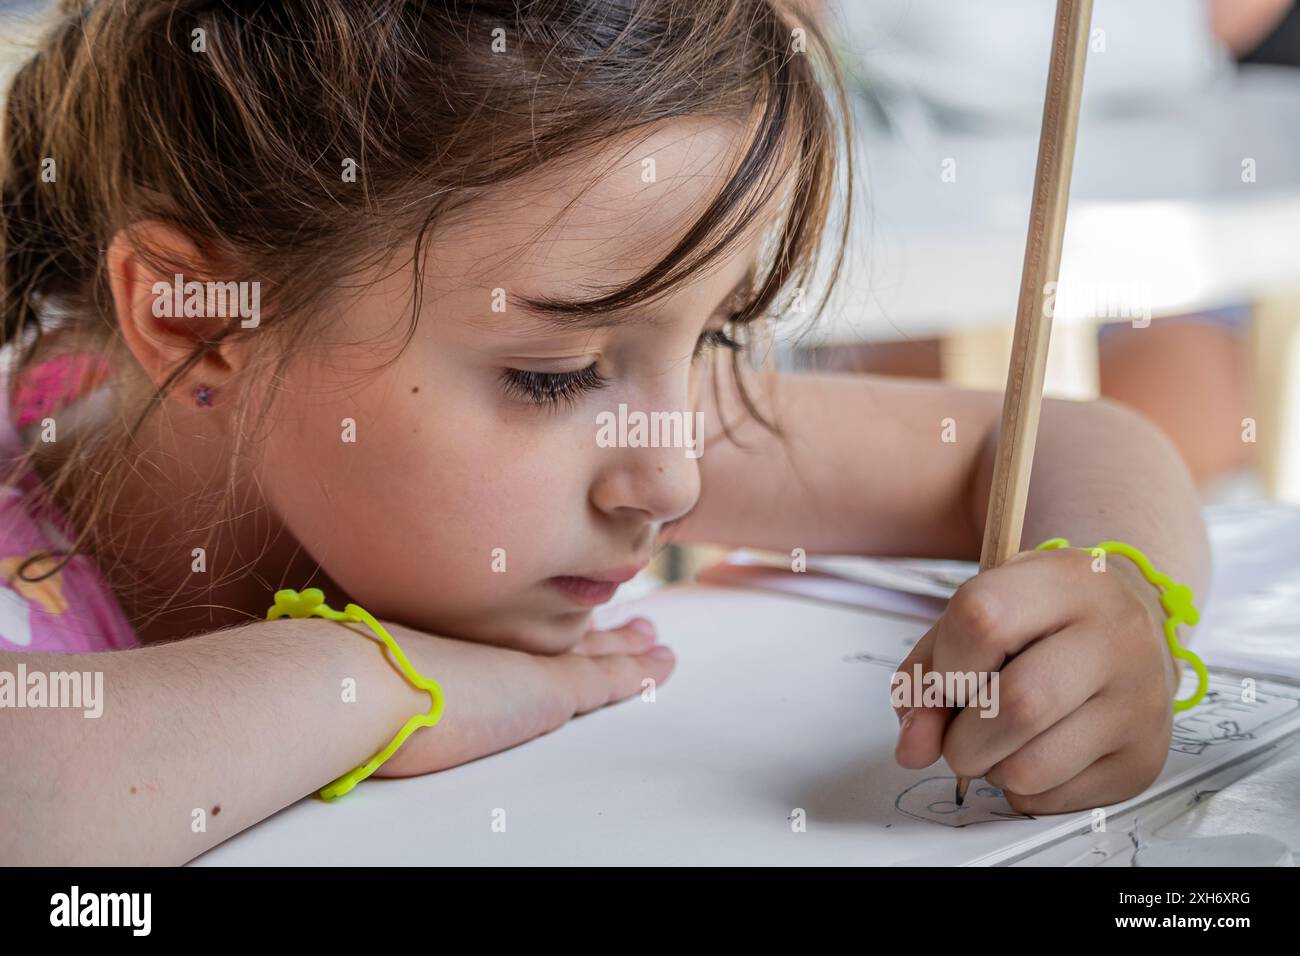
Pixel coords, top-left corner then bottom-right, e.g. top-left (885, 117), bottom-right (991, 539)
top-left (941, 622), bottom-right (1114, 777)
top-left (570, 618), bottom-right (657, 656)
top-left (891, 620), bottom-right (938, 720)
top-left (1000, 739), bottom-right (1169, 816)
top-left (892, 621), bottom-right (954, 768)
top-left (981, 694), bottom-right (1133, 798)
top-left (894, 704), bottom-right (951, 769)
top-left (562, 644), bottom-right (676, 715)
top-left (929, 547), bottom-right (1098, 683)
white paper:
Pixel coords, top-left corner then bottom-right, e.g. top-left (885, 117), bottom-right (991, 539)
top-left (194, 586), bottom-right (1300, 866)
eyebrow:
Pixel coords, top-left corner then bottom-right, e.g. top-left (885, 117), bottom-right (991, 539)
top-left (512, 267), bottom-right (757, 330)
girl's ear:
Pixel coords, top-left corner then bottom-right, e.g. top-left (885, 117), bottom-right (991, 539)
top-left (106, 222), bottom-right (251, 402)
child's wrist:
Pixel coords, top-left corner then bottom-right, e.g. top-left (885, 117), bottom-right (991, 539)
top-left (317, 617), bottom-right (436, 771)
top-left (1106, 553), bottom-right (1183, 698)
top-left (1033, 536), bottom-right (1204, 707)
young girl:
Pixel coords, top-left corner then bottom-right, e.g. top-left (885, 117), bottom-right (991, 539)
top-left (0, 0), bottom-right (1209, 865)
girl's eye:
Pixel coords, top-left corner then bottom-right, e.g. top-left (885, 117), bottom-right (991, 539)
top-left (501, 326), bottom-right (742, 407)
top-left (694, 327), bottom-right (743, 359)
top-left (500, 364), bottom-right (607, 407)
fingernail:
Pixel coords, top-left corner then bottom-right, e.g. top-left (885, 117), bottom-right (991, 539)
top-left (626, 617), bottom-right (656, 638)
top-left (647, 645), bottom-right (674, 660)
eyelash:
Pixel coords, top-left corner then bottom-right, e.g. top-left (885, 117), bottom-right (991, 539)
top-left (500, 365), bottom-right (607, 407)
top-left (501, 326), bottom-right (744, 407)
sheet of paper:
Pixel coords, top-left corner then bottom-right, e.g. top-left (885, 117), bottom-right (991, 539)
top-left (194, 587), bottom-right (1300, 866)
top-left (1191, 502), bottom-right (1300, 680)
top-left (697, 560), bottom-right (950, 621)
top-left (720, 547), bottom-right (975, 599)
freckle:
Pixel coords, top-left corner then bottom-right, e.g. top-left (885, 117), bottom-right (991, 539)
top-left (411, 386), bottom-right (419, 394)
top-left (657, 466), bottom-right (664, 474)
top-left (212, 805), bottom-right (221, 816)
top-left (130, 786), bottom-right (137, 794)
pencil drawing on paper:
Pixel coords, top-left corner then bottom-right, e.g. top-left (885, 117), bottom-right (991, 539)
top-left (1170, 688), bottom-right (1300, 755)
top-left (841, 651), bottom-right (905, 669)
top-left (894, 776), bottom-right (1034, 828)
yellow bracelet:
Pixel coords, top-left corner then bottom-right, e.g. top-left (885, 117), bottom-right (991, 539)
top-left (1034, 538), bottom-right (1208, 712)
top-left (267, 587), bottom-right (445, 800)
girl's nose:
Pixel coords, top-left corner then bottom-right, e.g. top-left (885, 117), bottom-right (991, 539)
top-left (588, 407), bottom-right (704, 525)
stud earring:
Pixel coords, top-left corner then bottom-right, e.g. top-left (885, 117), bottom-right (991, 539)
top-left (193, 383), bottom-right (215, 407)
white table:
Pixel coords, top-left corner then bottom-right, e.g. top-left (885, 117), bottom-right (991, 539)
top-left (195, 587), bottom-right (940, 866)
top-left (194, 505), bottom-right (1300, 866)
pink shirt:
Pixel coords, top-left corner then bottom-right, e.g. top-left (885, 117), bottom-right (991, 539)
top-left (0, 350), bottom-right (139, 653)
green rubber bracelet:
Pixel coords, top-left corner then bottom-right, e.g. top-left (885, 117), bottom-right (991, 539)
top-left (1033, 538), bottom-right (1208, 712)
top-left (267, 587), bottom-right (445, 800)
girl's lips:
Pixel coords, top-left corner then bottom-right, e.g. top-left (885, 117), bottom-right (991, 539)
top-left (548, 576), bottom-right (622, 607)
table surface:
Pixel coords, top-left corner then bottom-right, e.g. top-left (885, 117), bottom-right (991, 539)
top-left (195, 587), bottom-right (941, 866)
top-left (791, 66), bottom-right (1300, 344)
top-left (195, 504), bottom-right (1300, 866)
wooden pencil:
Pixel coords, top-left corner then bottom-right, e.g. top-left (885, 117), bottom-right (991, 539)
top-left (955, 0), bottom-right (1095, 806)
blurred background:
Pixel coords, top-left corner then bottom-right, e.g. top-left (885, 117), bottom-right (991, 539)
top-left (791, 0), bottom-right (1300, 512)
top-left (4, 0), bottom-right (1300, 589)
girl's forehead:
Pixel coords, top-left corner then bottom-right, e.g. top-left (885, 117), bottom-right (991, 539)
top-left (426, 118), bottom-right (759, 290)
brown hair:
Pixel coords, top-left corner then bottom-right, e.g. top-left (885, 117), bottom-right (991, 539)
top-left (0, 0), bottom-right (849, 625)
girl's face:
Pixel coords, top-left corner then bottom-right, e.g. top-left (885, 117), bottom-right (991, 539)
top-left (250, 120), bottom-right (767, 652)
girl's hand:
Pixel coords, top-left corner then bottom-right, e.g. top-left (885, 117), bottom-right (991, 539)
top-left (892, 546), bottom-right (1178, 813)
top-left (373, 618), bottom-right (674, 778)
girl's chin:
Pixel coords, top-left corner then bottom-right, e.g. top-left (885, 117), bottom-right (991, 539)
top-left (434, 605), bottom-right (593, 655)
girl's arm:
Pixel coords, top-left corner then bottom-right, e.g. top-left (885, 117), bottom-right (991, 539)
top-left (678, 369), bottom-right (1209, 599)
top-left (679, 368), bottom-right (1210, 810)
top-left (0, 616), bottom-right (671, 865)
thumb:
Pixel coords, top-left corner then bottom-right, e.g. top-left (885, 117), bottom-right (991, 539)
top-left (891, 620), bottom-right (953, 770)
